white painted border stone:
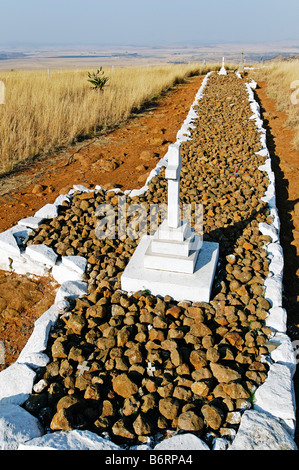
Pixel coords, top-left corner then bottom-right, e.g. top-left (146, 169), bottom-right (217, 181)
top-left (240, 78), bottom-right (297, 442)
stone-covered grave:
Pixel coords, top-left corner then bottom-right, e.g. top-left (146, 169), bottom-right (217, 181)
top-left (22, 73), bottom-right (276, 447)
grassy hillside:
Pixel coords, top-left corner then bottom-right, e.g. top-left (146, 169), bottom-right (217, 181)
top-left (0, 62), bottom-right (227, 175)
top-left (254, 60), bottom-right (299, 149)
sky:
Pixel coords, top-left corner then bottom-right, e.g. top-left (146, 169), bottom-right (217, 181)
top-left (0, 0), bottom-right (299, 48)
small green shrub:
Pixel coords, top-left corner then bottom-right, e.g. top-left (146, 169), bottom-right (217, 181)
top-left (87, 67), bottom-right (109, 91)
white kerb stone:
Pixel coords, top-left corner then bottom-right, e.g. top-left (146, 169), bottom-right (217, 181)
top-left (265, 307), bottom-right (287, 333)
top-left (0, 363), bottom-right (36, 406)
top-left (269, 332), bottom-right (297, 377)
top-left (55, 281), bottom-right (88, 303)
top-left (51, 263), bottom-right (84, 284)
top-left (61, 255), bottom-right (87, 274)
top-left (0, 230), bottom-right (21, 256)
top-left (25, 244), bottom-right (58, 267)
top-left (228, 409), bottom-right (297, 450)
top-left (35, 203), bottom-right (59, 219)
top-left (17, 216), bottom-right (45, 229)
top-left (154, 433), bottom-right (210, 450)
top-left (18, 430), bottom-right (121, 450)
top-left (0, 404), bottom-right (44, 450)
top-left (253, 362), bottom-right (296, 422)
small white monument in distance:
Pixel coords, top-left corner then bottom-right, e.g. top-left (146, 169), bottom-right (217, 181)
top-left (121, 143), bottom-right (219, 302)
top-left (238, 49), bottom-right (245, 74)
top-left (218, 57), bottom-right (227, 76)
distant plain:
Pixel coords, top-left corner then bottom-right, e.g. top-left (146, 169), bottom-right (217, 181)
top-left (1, 41), bottom-right (299, 70)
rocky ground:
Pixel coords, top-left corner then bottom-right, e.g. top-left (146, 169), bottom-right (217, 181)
top-left (19, 72), bottom-right (278, 448)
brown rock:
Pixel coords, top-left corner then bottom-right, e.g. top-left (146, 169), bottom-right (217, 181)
top-left (190, 323), bottom-right (212, 337)
top-left (206, 347), bottom-right (220, 363)
top-left (84, 384), bottom-right (101, 401)
top-left (56, 395), bottom-right (80, 412)
top-left (224, 331), bottom-right (244, 348)
top-left (210, 363), bottom-right (241, 383)
top-left (86, 305), bottom-right (106, 319)
top-left (59, 359), bottom-right (74, 378)
top-left (191, 367), bottom-right (213, 381)
top-left (67, 315), bottom-right (86, 335)
top-left (50, 408), bottom-right (73, 431)
top-left (173, 386), bottom-right (192, 401)
top-left (177, 411), bottom-right (204, 431)
top-left (117, 326), bottom-right (131, 347)
top-left (133, 414), bottom-right (152, 435)
top-left (101, 400), bottom-right (115, 418)
top-left (191, 381), bottom-right (210, 398)
top-left (166, 306), bottom-right (182, 318)
top-left (96, 337), bottom-right (116, 350)
top-left (148, 328), bottom-right (165, 342)
top-left (222, 383), bottom-right (250, 399)
top-left (51, 338), bottom-right (67, 359)
top-left (159, 397), bottom-right (180, 420)
top-left (112, 419), bottom-right (135, 440)
top-left (32, 184), bottom-right (45, 194)
top-left (170, 349), bottom-right (183, 367)
top-left (189, 350), bottom-right (207, 370)
top-left (112, 373), bottom-right (138, 398)
top-left (125, 345), bottom-right (143, 365)
top-left (122, 396), bottom-right (140, 416)
top-left (201, 404), bottom-right (224, 430)
top-left (141, 394), bottom-right (157, 413)
top-left (111, 304), bottom-right (126, 316)
top-left (153, 316), bottom-right (168, 329)
top-left (157, 383), bottom-right (174, 398)
top-left (186, 306), bottom-right (204, 321)
top-left (68, 346), bottom-right (85, 363)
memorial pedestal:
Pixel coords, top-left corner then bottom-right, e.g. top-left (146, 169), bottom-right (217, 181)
top-left (121, 236), bottom-right (219, 303)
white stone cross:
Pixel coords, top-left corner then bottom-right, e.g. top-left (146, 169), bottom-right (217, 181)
top-left (165, 143), bottom-right (182, 229)
top-left (146, 362), bottom-right (156, 377)
top-left (77, 361), bottom-right (90, 376)
top-left (219, 57), bottom-right (227, 76)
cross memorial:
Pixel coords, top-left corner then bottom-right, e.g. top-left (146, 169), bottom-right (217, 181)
top-left (219, 57), bottom-right (227, 76)
top-left (77, 361), bottom-right (90, 376)
top-left (121, 142), bottom-right (219, 302)
top-left (166, 143), bottom-right (182, 229)
top-left (238, 49), bottom-right (245, 74)
top-left (146, 362), bottom-right (156, 377)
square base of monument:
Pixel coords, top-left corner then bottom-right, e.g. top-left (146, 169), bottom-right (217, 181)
top-left (121, 236), bottom-right (219, 303)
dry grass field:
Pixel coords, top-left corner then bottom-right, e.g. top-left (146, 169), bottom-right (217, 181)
top-left (254, 60), bottom-right (299, 149)
top-left (0, 62), bottom-right (227, 176)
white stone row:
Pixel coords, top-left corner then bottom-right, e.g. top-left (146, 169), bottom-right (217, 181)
top-left (241, 78), bottom-right (297, 446)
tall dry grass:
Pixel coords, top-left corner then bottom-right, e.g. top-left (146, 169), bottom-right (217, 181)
top-left (254, 60), bottom-right (299, 149)
top-left (0, 62), bottom-right (224, 176)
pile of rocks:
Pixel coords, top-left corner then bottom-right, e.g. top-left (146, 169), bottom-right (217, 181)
top-left (24, 287), bottom-right (271, 446)
top-left (23, 73), bottom-right (278, 447)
